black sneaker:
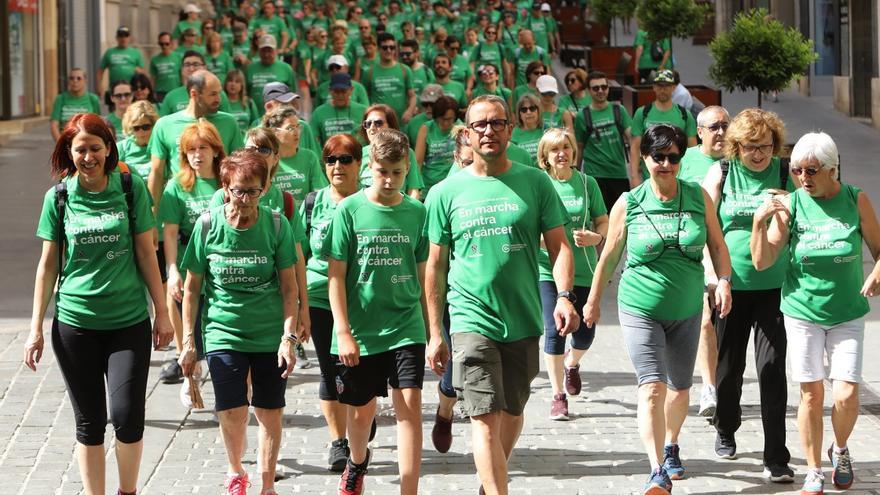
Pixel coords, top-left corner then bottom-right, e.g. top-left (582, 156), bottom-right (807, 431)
top-left (715, 432), bottom-right (737, 459)
top-left (159, 359), bottom-right (184, 384)
top-left (329, 438), bottom-right (350, 472)
top-left (763, 463), bottom-right (795, 483)
top-left (368, 417), bottom-right (377, 442)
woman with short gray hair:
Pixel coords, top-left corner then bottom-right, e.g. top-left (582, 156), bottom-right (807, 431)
top-left (751, 131), bottom-right (880, 495)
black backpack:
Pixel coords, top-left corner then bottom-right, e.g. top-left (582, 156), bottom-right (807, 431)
top-left (719, 158), bottom-right (790, 193)
top-left (55, 172), bottom-right (135, 287)
top-left (641, 101), bottom-right (689, 125)
top-left (582, 103), bottom-right (628, 157)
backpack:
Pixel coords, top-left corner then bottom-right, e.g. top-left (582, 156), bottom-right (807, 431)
top-left (55, 172), bottom-right (135, 287)
top-left (304, 190), bottom-right (318, 234)
top-left (719, 158), bottom-right (790, 193)
top-left (641, 101), bottom-right (689, 125)
top-left (582, 103), bottom-right (628, 157)
top-left (650, 40), bottom-right (665, 62)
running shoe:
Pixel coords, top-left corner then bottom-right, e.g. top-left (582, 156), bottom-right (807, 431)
top-left (827, 445), bottom-right (854, 489)
top-left (225, 472), bottom-right (250, 495)
top-left (180, 377), bottom-right (193, 409)
top-left (698, 384), bottom-right (717, 417)
top-left (338, 457), bottom-right (369, 495)
top-left (763, 464), bottom-right (795, 483)
top-left (294, 342), bottom-right (312, 369)
top-left (431, 407), bottom-right (453, 453)
top-left (159, 359), bottom-right (184, 384)
top-left (714, 432), bottom-right (737, 459)
top-left (563, 351), bottom-right (582, 396)
top-left (662, 443), bottom-right (685, 480)
top-left (549, 393), bottom-right (569, 421)
top-left (800, 469), bottom-right (824, 495)
top-left (329, 438), bottom-right (350, 472)
top-left (644, 466), bottom-right (672, 494)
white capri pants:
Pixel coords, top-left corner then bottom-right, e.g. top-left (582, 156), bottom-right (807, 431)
top-left (784, 315), bottom-right (864, 383)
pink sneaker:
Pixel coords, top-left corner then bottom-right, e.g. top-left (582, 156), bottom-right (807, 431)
top-left (549, 393), bottom-right (569, 421)
top-left (225, 472), bottom-right (250, 495)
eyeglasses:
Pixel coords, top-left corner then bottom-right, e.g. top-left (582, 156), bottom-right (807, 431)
top-left (328, 64), bottom-right (342, 71)
top-left (741, 143), bottom-right (773, 155)
top-left (650, 151), bottom-right (682, 164)
top-left (448, 45), bottom-right (460, 51)
top-left (325, 154), bottom-right (355, 165)
top-left (486, 30), bottom-right (497, 35)
top-left (158, 42), bottom-right (171, 47)
top-left (565, 77), bottom-right (579, 85)
top-left (590, 84), bottom-right (609, 92)
top-left (519, 105), bottom-right (538, 113)
top-left (531, 71), bottom-right (545, 77)
top-left (467, 119), bottom-right (509, 133)
top-left (400, 51), bottom-right (414, 57)
top-left (245, 145), bottom-right (274, 156)
top-left (276, 125), bottom-right (300, 133)
top-left (229, 187), bottom-right (263, 198)
top-left (132, 124), bottom-right (153, 132)
top-left (790, 167), bottom-right (821, 176)
top-left (363, 119), bottom-right (385, 129)
top-left (183, 62), bottom-right (206, 69)
top-left (112, 92), bottom-right (133, 99)
top-left (380, 44), bottom-right (397, 51)
top-left (68, 76), bottom-right (84, 81)
top-left (701, 122), bottom-right (729, 133)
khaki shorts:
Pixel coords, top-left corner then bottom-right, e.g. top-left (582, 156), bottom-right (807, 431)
top-left (451, 332), bottom-right (540, 417)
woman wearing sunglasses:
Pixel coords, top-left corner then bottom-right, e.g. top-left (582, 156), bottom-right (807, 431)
top-left (558, 68), bottom-right (591, 114)
top-left (701, 109), bottom-right (795, 483)
top-left (105, 80), bottom-right (134, 141)
top-left (359, 104), bottom-right (424, 199)
top-left (118, 101), bottom-right (160, 181)
top-left (510, 93), bottom-right (544, 165)
top-left (584, 124), bottom-right (731, 495)
top-left (751, 132), bottom-right (880, 495)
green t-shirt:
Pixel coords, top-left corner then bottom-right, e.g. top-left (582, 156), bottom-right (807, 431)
top-left (181, 205), bottom-right (297, 353)
top-left (250, 15), bottom-right (287, 41)
top-left (507, 143), bottom-right (536, 168)
top-left (105, 112), bottom-right (124, 140)
top-left (473, 85), bottom-right (512, 105)
top-left (148, 110), bottom-right (243, 174)
top-left (512, 46), bottom-right (549, 87)
top-left (438, 80), bottom-right (468, 109)
top-left (173, 44), bottom-right (207, 59)
top-left (309, 102), bottom-right (368, 144)
top-left (172, 19), bottom-right (202, 40)
top-left (118, 136), bottom-right (152, 180)
top-left (229, 40), bottom-right (252, 68)
top-left (246, 61), bottom-right (296, 112)
top-left (678, 146), bottom-right (717, 184)
top-left (718, 157), bottom-right (793, 290)
top-left (421, 120), bottom-right (456, 191)
top-left (226, 98), bottom-right (259, 133)
top-left (36, 171), bottom-right (155, 330)
top-left (512, 84), bottom-right (537, 109)
top-left (634, 31), bottom-right (671, 70)
top-left (449, 54), bottom-right (474, 87)
top-left (158, 87), bottom-right (232, 116)
top-left (100, 46), bottom-right (144, 87)
top-left (510, 126), bottom-right (544, 163)
top-left (206, 52), bottom-right (234, 84)
top-left (630, 103), bottom-right (697, 138)
top-left (360, 145), bottom-right (425, 192)
top-left (574, 104), bottom-right (632, 179)
top-left (150, 53), bottom-right (182, 93)
top-left (782, 185), bottom-right (870, 325)
top-left (524, 15), bottom-right (550, 52)
top-left (425, 163), bottom-right (570, 342)
top-left (410, 65), bottom-right (435, 100)
top-left (406, 113), bottom-right (430, 149)
top-left (323, 191), bottom-right (429, 355)
top-left (51, 92), bottom-right (102, 128)
top-left (537, 172), bottom-right (606, 287)
top-left (157, 176), bottom-right (220, 264)
top-left (618, 180), bottom-right (706, 320)
top-left (273, 149), bottom-right (329, 202)
top-left (559, 93), bottom-right (592, 113)
top-left (364, 63), bottom-right (413, 123)
top-left (468, 42), bottom-right (505, 72)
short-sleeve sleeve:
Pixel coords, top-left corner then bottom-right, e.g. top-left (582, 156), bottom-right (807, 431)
top-left (324, 206), bottom-right (354, 262)
top-left (275, 214), bottom-right (297, 268)
top-left (425, 185), bottom-right (452, 245)
top-left (620, 105), bottom-right (633, 132)
top-left (414, 210), bottom-right (429, 263)
top-left (89, 94), bottom-right (102, 114)
top-left (131, 174), bottom-right (157, 234)
top-left (157, 181), bottom-right (183, 225)
top-left (630, 107), bottom-right (645, 138)
top-left (685, 111), bottom-right (698, 137)
top-left (537, 173), bottom-right (570, 232)
top-left (50, 95), bottom-right (63, 122)
top-left (148, 120), bottom-right (170, 161)
top-left (180, 213), bottom-right (208, 274)
top-left (309, 154), bottom-right (329, 191)
top-left (586, 174), bottom-right (607, 218)
top-left (100, 50), bottom-right (111, 70)
top-left (36, 187), bottom-right (59, 241)
top-left (405, 150), bottom-right (426, 190)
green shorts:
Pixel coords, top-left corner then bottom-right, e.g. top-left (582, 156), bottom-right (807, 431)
top-left (451, 332), bottom-right (540, 417)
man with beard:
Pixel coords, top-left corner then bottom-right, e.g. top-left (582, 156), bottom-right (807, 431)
top-left (363, 33), bottom-right (417, 123)
top-left (432, 53), bottom-right (467, 110)
top-left (159, 51), bottom-right (232, 116)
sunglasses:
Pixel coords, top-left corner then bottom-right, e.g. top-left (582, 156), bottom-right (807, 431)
top-left (590, 84), bottom-right (609, 91)
top-left (325, 154), bottom-right (355, 165)
top-left (565, 77), bottom-right (580, 85)
top-left (245, 145), bottom-right (274, 156)
top-left (158, 42), bottom-right (171, 47)
top-left (112, 92), bottom-right (132, 99)
top-left (400, 51), bottom-right (414, 57)
top-left (531, 71), bottom-right (545, 77)
top-left (486, 30), bottom-right (497, 35)
top-left (363, 119), bottom-right (385, 129)
top-left (68, 76), bottom-right (84, 81)
top-left (650, 152), bottom-right (682, 164)
top-left (702, 122), bottom-right (729, 132)
top-left (519, 105), bottom-right (538, 113)
top-left (329, 64), bottom-right (342, 71)
top-left (132, 124), bottom-right (153, 132)
top-left (183, 62), bottom-right (206, 68)
top-left (380, 44), bottom-right (397, 51)
top-left (790, 167), bottom-right (820, 176)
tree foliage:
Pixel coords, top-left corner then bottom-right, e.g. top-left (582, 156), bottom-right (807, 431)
top-left (636, 0), bottom-right (711, 41)
top-left (593, 0), bottom-right (638, 26)
top-left (708, 9), bottom-right (817, 105)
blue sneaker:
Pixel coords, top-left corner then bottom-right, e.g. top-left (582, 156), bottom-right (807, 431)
top-left (800, 469), bottom-right (824, 495)
top-left (827, 445), bottom-right (854, 489)
top-left (662, 444), bottom-right (685, 480)
top-left (644, 466), bottom-right (672, 494)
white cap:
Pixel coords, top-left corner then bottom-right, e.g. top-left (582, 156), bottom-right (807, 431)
top-left (184, 3), bottom-right (201, 14)
top-left (258, 34), bottom-right (277, 49)
top-left (326, 54), bottom-right (349, 68)
top-left (536, 74), bottom-right (559, 94)
top-left (540, 2), bottom-right (551, 11)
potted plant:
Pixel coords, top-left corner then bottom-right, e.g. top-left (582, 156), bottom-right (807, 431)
top-left (592, 0), bottom-right (638, 46)
top-left (636, 0), bottom-right (711, 60)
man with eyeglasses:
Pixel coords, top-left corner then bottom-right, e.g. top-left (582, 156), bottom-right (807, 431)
top-left (150, 32), bottom-right (182, 102)
top-left (574, 71), bottom-right (633, 214)
top-left (310, 73), bottom-right (367, 144)
top-left (425, 95), bottom-right (578, 495)
top-left (443, 36), bottom-right (475, 97)
top-left (629, 69), bottom-right (697, 187)
top-left (363, 33), bottom-right (417, 123)
top-left (50, 68), bottom-right (101, 141)
top-left (316, 55), bottom-right (369, 107)
top-left (97, 26), bottom-right (146, 100)
top-left (432, 53), bottom-right (468, 110)
top-left (510, 29), bottom-right (550, 88)
top-left (400, 40), bottom-right (435, 99)
top-left (246, 34), bottom-right (296, 116)
top-left (159, 51), bottom-right (233, 116)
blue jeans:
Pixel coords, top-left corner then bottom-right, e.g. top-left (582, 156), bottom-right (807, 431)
top-left (539, 282), bottom-right (595, 355)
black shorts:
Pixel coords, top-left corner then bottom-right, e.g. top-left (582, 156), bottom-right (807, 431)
top-left (156, 241), bottom-right (167, 283)
top-left (206, 350), bottom-right (287, 411)
top-left (333, 344), bottom-right (426, 407)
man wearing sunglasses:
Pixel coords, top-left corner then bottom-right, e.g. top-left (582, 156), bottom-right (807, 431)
top-left (149, 32), bottom-right (182, 101)
top-left (50, 68), bottom-right (101, 141)
top-left (97, 26), bottom-right (146, 100)
top-left (574, 71), bottom-right (633, 214)
top-left (400, 39), bottom-right (435, 99)
top-left (425, 95), bottom-right (578, 495)
top-left (310, 73), bottom-right (367, 144)
top-left (362, 33), bottom-right (417, 123)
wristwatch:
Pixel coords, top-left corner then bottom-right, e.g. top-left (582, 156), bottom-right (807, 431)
top-left (557, 290), bottom-right (577, 304)
top-left (718, 275), bottom-right (732, 284)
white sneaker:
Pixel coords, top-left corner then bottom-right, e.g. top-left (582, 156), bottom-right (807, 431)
top-left (180, 377), bottom-right (193, 409)
top-left (698, 384), bottom-right (717, 417)
top-left (294, 342), bottom-right (312, 369)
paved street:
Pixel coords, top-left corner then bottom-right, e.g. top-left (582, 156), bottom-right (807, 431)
top-left (2, 29), bottom-right (880, 494)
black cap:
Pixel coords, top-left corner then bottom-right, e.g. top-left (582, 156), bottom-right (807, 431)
top-left (116, 26), bottom-right (131, 37)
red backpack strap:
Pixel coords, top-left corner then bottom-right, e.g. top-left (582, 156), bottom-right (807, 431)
top-left (282, 190), bottom-right (295, 220)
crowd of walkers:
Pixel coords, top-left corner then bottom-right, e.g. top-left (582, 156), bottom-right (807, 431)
top-left (21, 1), bottom-right (880, 495)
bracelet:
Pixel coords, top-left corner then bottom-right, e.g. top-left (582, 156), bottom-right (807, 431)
top-left (281, 333), bottom-right (298, 345)
top-left (718, 275), bottom-right (732, 284)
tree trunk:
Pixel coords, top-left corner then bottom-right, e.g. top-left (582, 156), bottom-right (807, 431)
top-left (757, 90), bottom-right (762, 108)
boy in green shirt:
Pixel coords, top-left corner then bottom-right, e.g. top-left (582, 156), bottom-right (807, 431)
top-left (325, 129), bottom-right (428, 495)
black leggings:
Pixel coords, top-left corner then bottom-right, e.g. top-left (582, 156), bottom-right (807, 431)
top-left (52, 318), bottom-right (152, 445)
top-left (310, 306), bottom-right (338, 400)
